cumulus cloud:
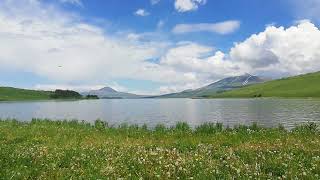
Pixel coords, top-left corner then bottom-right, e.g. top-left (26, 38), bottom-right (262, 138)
top-left (0, 0), bottom-right (177, 84)
top-left (173, 21), bottom-right (241, 35)
top-left (158, 83), bottom-right (202, 94)
top-left (1, 0), bottom-right (320, 94)
top-left (174, 0), bottom-right (206, 12)
top-left (34, 84), bottom-right (106, 92)
top-left (161, 21), bottom-right (320, 92)
top-left (35, 82), bottom-right (127, 92)
top-left (230, 21), bottom-right (320, 77)
top-left (160, 42), bottom-right (247, 80)
top-left (134, 9), bottom-right (150, 16)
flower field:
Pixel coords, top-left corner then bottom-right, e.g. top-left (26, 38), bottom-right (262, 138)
top-left (0, 119), bottom-right (319, 179)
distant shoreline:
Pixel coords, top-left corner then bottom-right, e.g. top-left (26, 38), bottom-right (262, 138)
top-left (2, 96), bottom-right (320, 102)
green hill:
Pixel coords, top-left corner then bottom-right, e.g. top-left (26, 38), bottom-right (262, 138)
top-left (211, 71), bottom-right (320, 98)
top-left (0, 87), bottom-right (52, 101)
top-left (0, 87), bottom-right (91, 101)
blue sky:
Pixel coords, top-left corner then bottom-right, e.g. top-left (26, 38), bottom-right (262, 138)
top-left (63, 0), bottom-right (292, 49)
top-left (0, 0), bottom-right (320, 94)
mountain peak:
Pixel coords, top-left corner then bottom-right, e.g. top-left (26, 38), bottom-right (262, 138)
top-left (82, 86), bottom-right (142, 99)
top-left (156, 74), bottom-right (268, 98)
top-left (99, 87), bottom-right (117, 93)
top-left (240, 73), bottom-right (253, 77)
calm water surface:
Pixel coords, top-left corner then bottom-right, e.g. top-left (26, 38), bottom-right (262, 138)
top-left (0, 98), bottom-right (320, 129)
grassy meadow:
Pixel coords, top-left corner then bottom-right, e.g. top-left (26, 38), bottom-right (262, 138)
top-left (0, 87), bottom-right (52, 101)
top-left (0, 119), bottom-right (319, 179)
top-left (211, 71), bottom-right (320, 98)
top-left (0, 87), bottom-right (92, 101)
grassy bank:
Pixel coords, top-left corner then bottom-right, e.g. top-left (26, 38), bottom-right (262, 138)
top-left (210, 71), bottom-right (320, 98)
top-left (0, 87), bottom-right (52, 101)
top-left (0, 119), bottom-right (319, 179)
top-left (0, 87), bottom-right (96, 101)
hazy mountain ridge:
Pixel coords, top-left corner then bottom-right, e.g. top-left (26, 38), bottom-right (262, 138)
top-left (82, 87), bottom-right (145, 99)
top-left (156, 74), bottom-right (267, 98)
top-left (2, 72), bottom-right (320, 100)
top-left (0, 74), bottom-right (268, 100)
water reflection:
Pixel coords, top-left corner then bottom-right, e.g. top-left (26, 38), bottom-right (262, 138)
top-left (0, 98), bottom-right (320, 129)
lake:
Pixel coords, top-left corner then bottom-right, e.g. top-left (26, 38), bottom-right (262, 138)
top-left (0, 98), bottom-right (320, 129)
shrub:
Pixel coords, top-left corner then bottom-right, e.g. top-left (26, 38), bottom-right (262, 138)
top-left (94, 119), bottom-right (107, 131)
top-left (154, 124), bottom-right (167, 133)
top-left (195, 122), bottom-right (223, 134)
top-left (86, 95), bottom-right (99, 99)
top-left (174, 122), bottom-right (191, 132)
top-left (292, 122), bottom-right (318, 134)
top-left (50, 89), bottom-right (82, 99)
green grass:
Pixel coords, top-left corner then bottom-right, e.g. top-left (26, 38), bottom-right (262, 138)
top-left (0, 87), bottom-right (52, 101)
top-left (1, 119), bottom-right (319, 179)
top-left (210, 71), bottom-right (320, 98)
top-left (0, 87), bottom-right (89, 101)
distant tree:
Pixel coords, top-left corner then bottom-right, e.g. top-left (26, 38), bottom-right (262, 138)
top-left (253, 94), bottom-right (262, 98)
top-left (50, 89), bottom-right (82, 99)
top-left (86, 95), bottom-right (99, 99)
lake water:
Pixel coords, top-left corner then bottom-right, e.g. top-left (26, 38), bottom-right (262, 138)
top-left (0, 98), bottom-right (320, 129)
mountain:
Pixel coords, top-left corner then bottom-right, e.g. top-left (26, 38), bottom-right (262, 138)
top-left (82, 87), bottom-right (144, 99)
top-left (194, 73), bottom-right (267, 96)
top-left (157, 74), bottom-right (267, 98)
top-left (211, 71), bottom-right (320, 98)
top-left (99, 87), bottom-right (118, 93)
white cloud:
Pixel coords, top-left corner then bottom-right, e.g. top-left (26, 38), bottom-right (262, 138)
top-left (160, 21), bottom-right (320, 91)
top-left (174, 0), bottom-right (206, 12)
top-left (1, 0), bottom-right (320, 94)
top-left (173, 21), bottom-right (241, 35)
top-left (0, 0), bottom-right (177, 84)
top-left (59, 0), bottom-right (83, 7)
top-left (34, 82), bottom-right (129, 92)
top-left (35, 81), bottom-right (130, 92)
top-left (151, 0), bottom-right (161, 5)
top-left (0, 0), bottom-right (240, 94)
top-left (230, 21), bottom-right (320, 77)
top-left (34, 84), bottom-right (106, 92)
top-left (158, 83), bottom-right (201, 94)
top-left (134, 9), bottom-right (150, 16)
top-left (160, 42), bottom-right (246, 80)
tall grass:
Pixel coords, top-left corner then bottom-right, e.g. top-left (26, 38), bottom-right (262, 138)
top-left (0, 119), bottom-right (319, 179)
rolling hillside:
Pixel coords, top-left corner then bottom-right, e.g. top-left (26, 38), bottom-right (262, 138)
top-left (0, 87), bottom-right (52, 101)
top-left (211, 71), bottom-right (320, 98)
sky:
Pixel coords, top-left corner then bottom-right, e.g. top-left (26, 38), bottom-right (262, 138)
top-left (0, 0), bottom-right (320, 95)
